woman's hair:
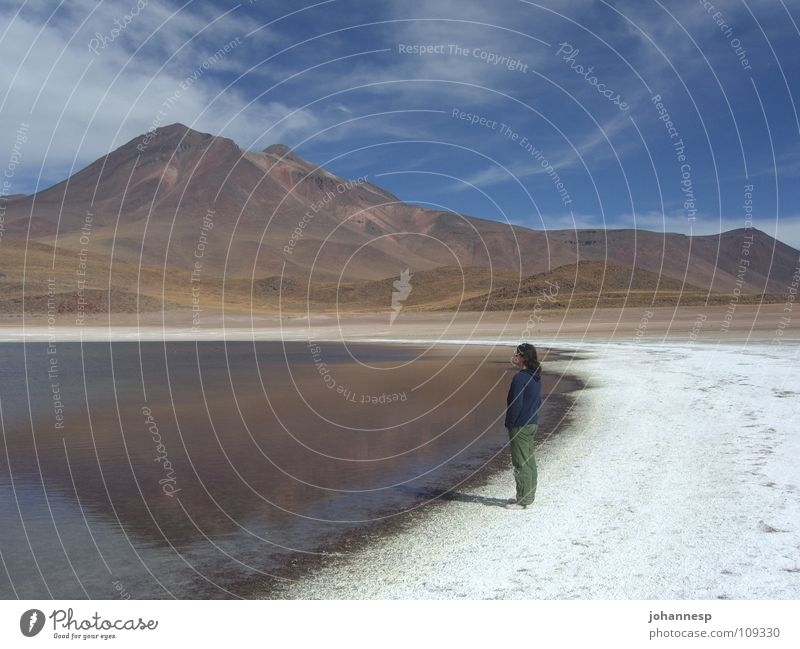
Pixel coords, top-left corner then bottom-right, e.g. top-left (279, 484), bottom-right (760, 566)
top-left (516, 343), bottom-right (541, 374)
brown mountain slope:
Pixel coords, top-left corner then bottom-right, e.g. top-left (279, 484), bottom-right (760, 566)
top-left (457, 261), bottom-right (706, 311)
top-left (221, 262), bottom-right (781, 315)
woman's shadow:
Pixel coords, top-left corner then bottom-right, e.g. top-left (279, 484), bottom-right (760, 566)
top-left (395, 485), bottom-right (508, 508)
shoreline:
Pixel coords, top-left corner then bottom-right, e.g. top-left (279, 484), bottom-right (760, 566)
top-left (245, 345), bottom-right (586, 599)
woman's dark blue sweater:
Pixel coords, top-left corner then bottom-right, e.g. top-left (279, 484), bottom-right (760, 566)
top-left (505, 368), bottom-right (542, 428)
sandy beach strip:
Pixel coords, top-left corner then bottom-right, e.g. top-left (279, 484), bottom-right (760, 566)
top-left (1, 303), bottom-right (795, 344)
top-left (267, 340), bottom-right (800, 599)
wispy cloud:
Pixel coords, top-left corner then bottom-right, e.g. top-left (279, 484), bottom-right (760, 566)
top-left (445, 110), bottom-right (635, 192)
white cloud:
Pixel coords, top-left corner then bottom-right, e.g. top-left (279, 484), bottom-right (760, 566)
top-left (0, 0), bottom-right (316, 191)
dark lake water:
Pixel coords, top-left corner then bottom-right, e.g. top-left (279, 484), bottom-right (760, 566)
top-left (0, 340), bottom-right (529, 598)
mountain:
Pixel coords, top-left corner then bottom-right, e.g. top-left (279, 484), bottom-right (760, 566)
top-left (1, 123), bottom-right (797, 317)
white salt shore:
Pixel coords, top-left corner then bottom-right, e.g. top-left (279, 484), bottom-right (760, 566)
top-left (270, 340), bottom-right (800, 599)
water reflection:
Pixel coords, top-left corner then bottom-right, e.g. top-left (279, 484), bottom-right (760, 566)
top-left (0, 341), bottom-right (522, 598)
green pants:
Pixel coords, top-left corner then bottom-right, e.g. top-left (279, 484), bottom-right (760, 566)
top-left (508, 424), bottom-right (538, 505)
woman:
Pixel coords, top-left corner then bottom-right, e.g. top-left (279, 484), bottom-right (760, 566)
top-left (504, 342), bottom-right (542, 510)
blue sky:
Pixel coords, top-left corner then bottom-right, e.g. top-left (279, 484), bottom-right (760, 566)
top-left (1, 0), bottom-right (799, 247)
